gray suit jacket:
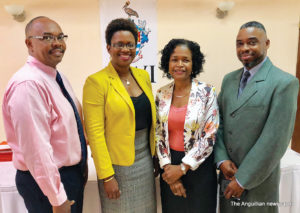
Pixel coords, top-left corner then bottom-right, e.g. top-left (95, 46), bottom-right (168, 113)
top-left (215, 58), bottom-right (299, 205)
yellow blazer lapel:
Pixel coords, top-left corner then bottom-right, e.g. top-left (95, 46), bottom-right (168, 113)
top-left (132, 68), bottom-right (152, 101)
top-left (107, 62), bottom-right (135, 113)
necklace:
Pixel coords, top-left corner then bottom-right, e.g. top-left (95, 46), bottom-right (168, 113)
top-left (173, 84), bottom-right (191, 98)
top-left (120, 78), bottom-right (130, 86)
top-left (174, 93), bottom-right (189, 98)
top-left (119, 70), bottom-right (131, 86)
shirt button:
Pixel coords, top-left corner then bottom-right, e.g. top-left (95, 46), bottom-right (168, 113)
top-left (228, 131), bottom-right (233, 135)
top-left (228, 148), bottom-right (232, 152)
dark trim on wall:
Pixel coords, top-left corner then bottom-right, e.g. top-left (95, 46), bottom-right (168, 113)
top-left (291, 26), bottom-right (300, 153)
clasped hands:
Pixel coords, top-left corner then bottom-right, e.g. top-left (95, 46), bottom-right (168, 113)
top-left (220, 160), bottom-right (244, 199)
top-left (162, 164), bottom-right (189, 198)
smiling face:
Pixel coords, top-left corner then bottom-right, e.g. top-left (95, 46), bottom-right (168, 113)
top-left (168, 45), bottom-right (193, 82)
top-left (25, 17), bottom-right (66, 68)
top-left (107, 30), bottom-right (136, 71)
top-left (236, 27), bottom-right (270, 70)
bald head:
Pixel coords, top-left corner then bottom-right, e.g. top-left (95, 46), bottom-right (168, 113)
top-left (25, 16), bottom-right (49, 37)
top-left (25, 16), bottom-right (66, 68)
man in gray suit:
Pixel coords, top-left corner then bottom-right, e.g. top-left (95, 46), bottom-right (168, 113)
top-left (215, 21), bottom-right (299, 213)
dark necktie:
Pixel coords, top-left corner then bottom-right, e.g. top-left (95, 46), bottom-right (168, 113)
top-left (240, 71), bottom-right (251, 93)
top-left (56, 72), bottom-right (87, 171)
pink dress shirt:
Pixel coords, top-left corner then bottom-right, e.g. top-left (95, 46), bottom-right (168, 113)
top-left (2, 56), bottom-right (82, 206)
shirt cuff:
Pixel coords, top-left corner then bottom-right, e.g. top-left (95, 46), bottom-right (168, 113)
top-left (235, 178), bottom-right (244, 189)
top-left (159, 157), bottom-right (171, 169)
top-left (217, 160), bottom-right (226, 168)
top-left (48, 183), bottom-right (68, 206)
top-left (181, 155), bottom-right (205, 171)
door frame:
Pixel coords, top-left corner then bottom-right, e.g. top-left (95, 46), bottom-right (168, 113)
top-left (291, 25), bottom-right (300, 153)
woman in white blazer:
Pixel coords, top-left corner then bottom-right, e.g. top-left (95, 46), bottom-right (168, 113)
top-left (156, 39), bottom-right (219, 213)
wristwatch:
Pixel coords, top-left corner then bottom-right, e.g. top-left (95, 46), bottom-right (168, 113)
top-left (180, 163), bottom-right (186, 175)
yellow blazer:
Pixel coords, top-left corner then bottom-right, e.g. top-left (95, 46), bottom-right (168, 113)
top-left (83, 62), bottom-right (156, 179)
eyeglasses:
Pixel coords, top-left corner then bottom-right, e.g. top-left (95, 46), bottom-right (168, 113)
top-left (28, 34), bottom-right (68, 43)
top-left (111, 43), bottom-right (136, 50)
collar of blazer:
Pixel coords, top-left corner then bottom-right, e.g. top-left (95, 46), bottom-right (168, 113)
top-left (228, 57), bottom-right (273, 114)
top-left (158, 79), bottom-right (206, 127)
top-left (106, 62), bottom-right (152, 114)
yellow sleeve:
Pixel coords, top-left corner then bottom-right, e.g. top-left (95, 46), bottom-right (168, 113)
top-left (82, 76), bottom-right (114, 179)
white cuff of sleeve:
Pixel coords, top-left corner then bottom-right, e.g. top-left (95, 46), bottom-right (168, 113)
top-left (235, 178), bottom-right (244, 189)
top-left (159, 157), bottom-right (171, 169)
top-left (217, 160), bottom-right (226, 168)
top-left (182, 156), bottom-right (205, 171)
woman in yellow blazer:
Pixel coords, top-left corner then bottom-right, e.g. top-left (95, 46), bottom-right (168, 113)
top-left (83, 18), bottom-right (156, 213)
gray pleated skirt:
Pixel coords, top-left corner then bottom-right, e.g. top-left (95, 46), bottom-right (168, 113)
top-left (98, 128), bottom-right (156, 213)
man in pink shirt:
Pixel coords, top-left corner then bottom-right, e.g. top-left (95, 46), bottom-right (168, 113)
top-left (2, 16), bottom-right (87, 213)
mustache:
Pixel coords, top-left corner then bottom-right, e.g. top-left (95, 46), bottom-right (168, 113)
top-left (48, 48), bottom-right (65, 54)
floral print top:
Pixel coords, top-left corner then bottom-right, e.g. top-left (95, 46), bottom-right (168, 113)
top-left (155, 79), bottom-right (219, 170)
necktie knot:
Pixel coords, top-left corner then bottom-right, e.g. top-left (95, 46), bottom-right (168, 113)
top-left (243, 71), bottom-right (251, 80)
top-left (239, 71), bottom-right (251, 96)
top-left (241, 71), bottom-right (251, 85)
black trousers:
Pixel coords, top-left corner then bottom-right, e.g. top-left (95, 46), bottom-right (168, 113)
top-left (160, 150), bottom-right (217, 213)
top-left (16, 164), bottom-right (84, 213)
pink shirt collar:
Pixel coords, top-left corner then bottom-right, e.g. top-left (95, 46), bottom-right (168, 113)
top-left (27, 56), bottom-right (57, 79)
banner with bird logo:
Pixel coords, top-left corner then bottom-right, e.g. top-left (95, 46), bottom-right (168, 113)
top-left (99, 0), bottom-right (158, 83)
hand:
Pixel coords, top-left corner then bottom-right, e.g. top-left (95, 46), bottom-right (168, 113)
top-left (153, 156), bottom-right (160, 178)
top-left (162, 164), bottom-right (183, 185)
top-left (224, 177), bottom-right (244, 199)
top-left (52, 200), bottom-right (75, 213)
top-left (219, 160), bottom-right (237, 180)
top-left (103, 177), bottom-right (121, 199)
top-left (169, 180), bottom-right (186, 198)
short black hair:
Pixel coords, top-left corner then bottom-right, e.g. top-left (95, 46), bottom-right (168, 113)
top-left (159, 39), bottom-right (205, 79)
top-left (240, 21), bottom-right (266, 33)
top-left (105, 18), bottom-right (138, 45)
top-left (25, 16), bottom-right (48, 37)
